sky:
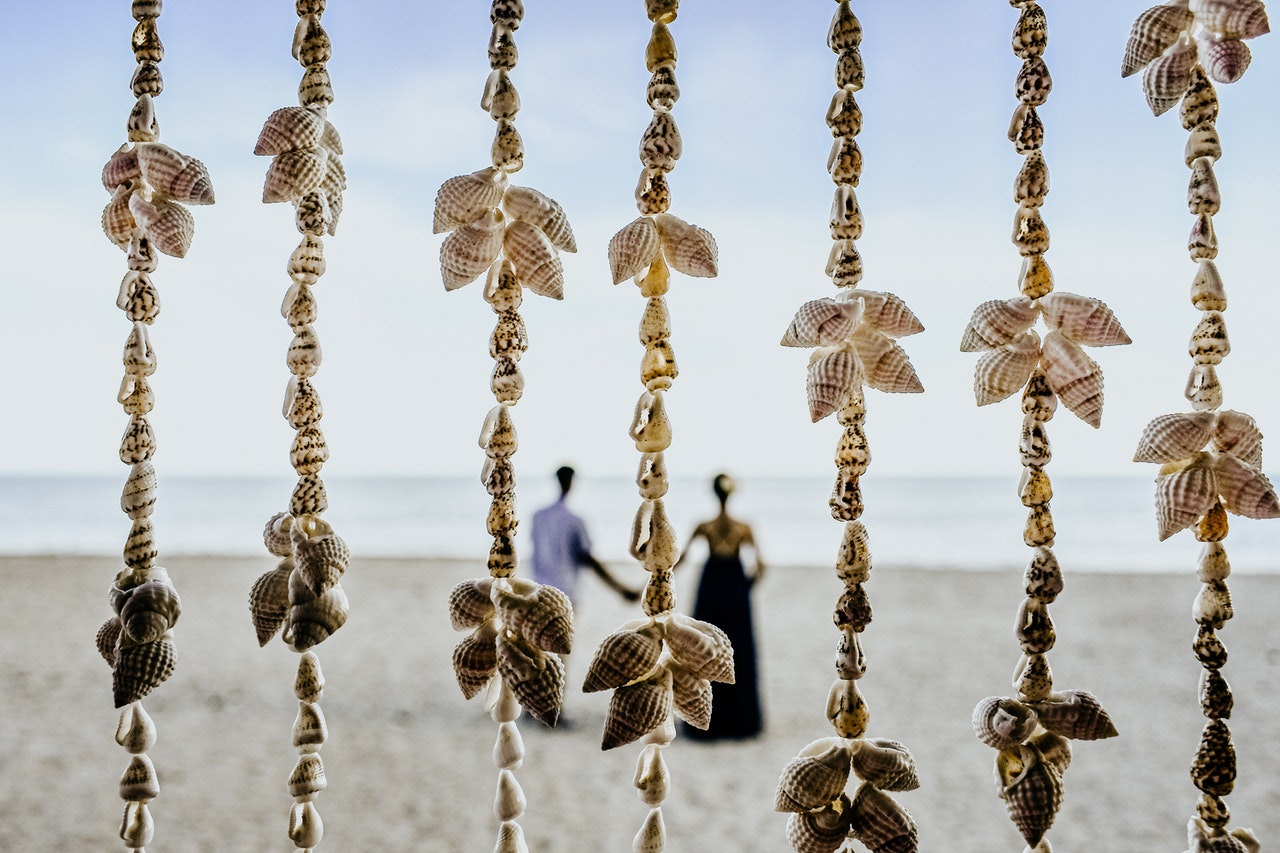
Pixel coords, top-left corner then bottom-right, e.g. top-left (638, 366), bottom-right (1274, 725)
top-left (2, 2), bottom-right (1278, 483)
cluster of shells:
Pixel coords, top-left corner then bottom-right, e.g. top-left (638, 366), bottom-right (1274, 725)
top-left (1124, 2), bottom-right (1274, 850)
top-left (773, 6), bottom-right (925, 853)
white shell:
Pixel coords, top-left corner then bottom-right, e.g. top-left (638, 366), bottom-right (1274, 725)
top-left (1038, 292), bottom-right (1131, 346)
top-left (1040, 330), bottom-right (1105, 428)
top-left (781, 298), bottom-right (862, 348)
top-left (960, 297), bottom-right (1038, 352)
top-left (974, 330), bottom-right (1040, 406)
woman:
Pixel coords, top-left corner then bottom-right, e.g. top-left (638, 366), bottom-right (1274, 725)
top-left (676, 473), bottom-right (765, 740)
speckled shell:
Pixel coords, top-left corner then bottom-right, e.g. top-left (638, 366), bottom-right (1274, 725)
top-left (1134, 412), bottom-right (1216, 463)
top-left (997, 745), bottom-right (1062, 847)
top-left (120, 753), bottom-right (160, 802)
top-left (1039, 292), bottom-right (1131, 346)
top-left (1186, 362), bottom-right (1223, 411)
top-left (1029, 690), bottom-right (1119, 741)
top-left (97, 617), bottom-right (122, 666)
top-left (433, 168), bottom-right (505, 234)
top-left (135, 143), bottom-right (214, 204)
top-left (602, 669), bottom-right (673, 750)
top-left (974, 330), bottom-right (1040, 406)
top-left (1008, 103), bottom-right (1044, 153)
top-left (503, 184), bottom-right (576, 252)
top-left (654, 213), bottom-right (718, 278)
top-left (785, 799), bottom-right (852, 853)
top-left (1190, 0), bottom-right (1270, 39)
top-left (807, 347), bottom-right (862, 422)
top-left (292, 700), bottom-right (327, 754)
top-left (1213, 453), bottom-right (1280, 519)
top-left (973, 695), bottom-right (1039, 750)
top-left (1123, 4), bottom-right (1195, 77)
top-left (827, 678), bottom-right (870, 739)
top-left (448, 577), bottom-right (495, 631)
top-left (1188, 156), bottom-right (1222, 216)
top-left (441, 210), bottom-right (504, 291)
top-left (664, 612), bottom-right (734, 683)
top-left (1157, 452), bottom-right (1217, 540)
top-left (262, 147), bottom-right (327, 204)
top-left (291, 515), bottom-right (349, 595)
top-left (128, 194), bottom-right (194, 258)
top-left (850, 738), bottom-right (920, 792)
top-left (630, 497), bottom-right (680, 573)
top-left (1013, 206), bottom-right (1050, 256)
top-left (775, 737), bottom-right (854, 813)
top-left (583, 622), bottom-right (663, 692)
top-left (847, 783), bottom-right (918, 853)
top-left (495, 632), bottom-right (565, 727)
top-left (1214, 410), bottom-right (1263, 467)
top-left (1014, 149), bottom-right (1050, 207)
top-left (1040, 330), bottom-right (1104, 428)
top-left (1182, 66), bottom-right (1221, 131)
top-left (1186, 122), bottom-right (1224, 167)
top-left (1200, 667), bottom-right (1234, 719)
top-left (782, 298), bottom-right (861, 348)
top-left (504, 219), bottom-right (564, 299)
top-left (1016, 55), bottom-right (1052, 106)
top-left (249, 561), bottom-right (292, 646)
top-left (668, 659), bottom-right (713, 729)
top-left (1143, 38), bottom-right (1197, 115)
top-left (117, 576), bottom-right (180, 645)
top-left (113, 634), bottom-right (175, 707)
top-left (283, 573), bottom-right (349, 652)
top-left (1191, 719), bottom-right (1236, 797)
top-left (494, 580), bottom-right (574, 655)
top-left (609, 216), bottom-right (662, 284)
top-left (453, 623), bottom-right (499, 700)
top-left (961, 297), bottom-right (1038, 352)
top-left (1189, 310), bottom-right (1230, 365)
top-left (481, 404), bottom-right (518, 459)
top-left (639, 110), bottom-right (682, 171)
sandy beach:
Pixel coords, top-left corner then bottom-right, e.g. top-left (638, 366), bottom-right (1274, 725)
top-left (2, 555), bottom-right (1278, 852)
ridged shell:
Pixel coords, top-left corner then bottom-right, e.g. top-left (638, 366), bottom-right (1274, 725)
top-left (850, 738), bottom-right (920, 792)
top-left (1038, 292), bottom-right (1131, 346)
top-left (136, 143), bottom-right (214, 204)
top-left (495, 632), bottom-right (565, 727)
top-left (283, 576), bottom-right (349, 652)
top-left (1143, 38), bottom-right (1197, 115)
top-left (128, 194), bottom-right (194, 258)
top-left (1134, 412), bottom-right (1216, 463)
top-left (453, 624), bottom-right (499, 699)
top-left (583, 623), bottom-right (663, 692)
top-left (248, 562), bottom-right (291, 646)
top-left (97, 617), bottom-right (122, 666)
top-left (785, 799), bottom-right (852, 853)
top-left (848, 783), bottom-right (918, 853)
top-left (494, 580), bottom-right (574, 655)
top-left (602, 670), bottom-right (673, 750)
top-left (263, 147), bottom-right (326, 203)
top-left (1029, 690), bottom-right (1119, 741)
top-left (960, 297), bottom-right (1038, 352)
top-left (609, 216), bottom-right (661, 284)
top-left (448, 578), bottom-right (495, 631)
top-left (102, 187), bottom-right (137, 248)
top-left (1040, 330), bottom-right (1104, 428)
top-left (433, 168), bottom-right (505, 234)
top-left (807, 347), bottom-right (862, 423)
top-left (1123, 4), bottom-right (1195, 77)
top-left (781, 298), bottom-right (862, 348)
top-left (113, 635), bottom-right (175, 707)
top-left (503, 185), bottom-right (576, 253)
top-left (1189, 0), bottom-right (1270, 39)
top-left (632, 807), bottom-right (666, 853)
top-left (1191, 719), bottom-right (1236, 796)
top-left (664, 612), bottom-right (735, 683)
top-left (120, 753), bottom-right (160, 801)
top-left (669, 659), bottom-right (713, 729)
top-left (654, 213), bottom-right (718, 278)
top-left (997, 745), bottom-right (1062, 847)
top-left (504, 219), bottom-right (564, 300)
top-left (287, 753), bottom-right (326, 801)
top-left (441, 210), bottom-right (504, 291)
top-left (858, 291), bottom-right (924, 338)
top-left (974, 330), bottom-right (1040, 406)
top-left (1214, 410), bottom-right (1263, 467)
top-left (1213, 453), bottom-right (1280, 519)
top-left (102, 145), bottom-right (142, 191)
top-left (261, 510), bottom-right (292, 558)
top-left (1202, 35), bottom-right (1253, 82)
top-left (1156, 452), bottom-right (1217, 540)
top-left (973, 695), bottom-right (1039, 750)
top-left (775, 737), bottom-right (854, 813)
top-left (119, 578), bottom-right (180, 644)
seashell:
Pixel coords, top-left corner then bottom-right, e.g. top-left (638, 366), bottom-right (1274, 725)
top-left (602, 669), bottom-right (673, 749)
top-left (288, 752), bottom-right (327, 800)
top-left (609, 216), bottom-right (662, 284)
top-left (504, 219), bottom-right (564, 299)
top-left (785, 798), bottom-right (852, 853)
top-left (668, 659), bottom-right (713, 729)
top-left (629, 497), bottom-right (681, 574)
top-left (781, 298), bottom-right (862, 348)
top-left (117, 416), bottom-right (156, 467)
top-left (583, 623), bottom-right (663, 692)
top-left (122, 516), bottom-right (157, 570)
top-left (1200, 667), bottom-right (1234, 719)
top-left (997, 744), bottom-right (1062, 847)
top-left (1123, 4), bottom-right (1195, 76)
top-left (120, 753), bottom-right (160, 802)
top-left (645, 66), bottom-right (680, 113)
top-left (1023, 545), bottom-right (1063, 604)
top-left (291, 10), bottom-right (331, 65)
top-left (1022, 371), bottom-right (1057, 419)
top-left (1196, 498), bottom-right (1230, 541)
top-left (492, 0), bottom-right (524, 29)
top-left (847, 783), bottom-right (918, 853)
top-left (102, 145), bottom-right (142, 191)
top-left (828, 135), bottom-right (863, 185)
top-left (1188, 310), bottom-right (1229, 366)
top-left (1134, 412), bottom-right (1216, 463)
top-left (127, 93), bottom-right (159, 143)
top-left (481, 69), bottom-right (521, 123)
top-left (120, 461), bottom-right (158, 520)
top-left (1185, 363), bottom-right (1223, 412)
top-left (637, 451), bottom-right (669, 500)
top-left (480, 404), bottom-right (518, 459)
top-left (503, 185), bottom-right (576, 253)
top-left (495, 820), bottom-right (529, 853)
top-left (634, 743), bottom-right (669, 807)
top-left (1143, 38), bottom-right (1197, 115)
top-left (120, 578), bottom-right (180, 644)
top-left (481, 455), bottom-right (514, 498)
top-left (1189, 0), bottom-right (1270, 39)
top-left (453, 623), bottom-right (499, 700)
top-left (1014, 149), bottom-right (1050, 208)
top-left (635, 166), bottom-right (671, 216)
top-left (827, 238), bottom-right (863, 288)
top-left (850, 738), bottom-right (920, 792)
top-left (1016, 596), bottom-right (1055, 653)
top-left (1213, 453), bottom-right (1280, 519)
top-left (775, 737), bottom-right (854, 813)
top-left (288, 800), bottom-right (323, 849)
top-left (856, 290), bottom-right (924, 338)
top-left (1040, 330), bottom-right (1104, 428)
top-left (1019, 465), bottom-right (1053, 507)
top-left (441, 209), bottom-right (505, 291)
top-left (1197, 541), bottom-right (1232, 585)
top-left (835, 417), bottom-right (871, 476)
top-left (646, 21), bottom-right (678, 72)
top-left (449, 577), bottom-right (495, 631)
top-left (1188, 156), bottom-right (1221, 215)
top-left (119, 800), bottom-right (154, 848)
top-left (634, 807), bottom-right (666, 853)
top-left (960, 297), bottom-right (1038, 352)
top-left (494, 580), bottom-right (574, 655)
top-left (1013, 206), bottom-right (1050, 256)
top-left (1015, 56), bottom-right (1052, 109)
top-left (974, 330), bottom-right (1040, 406)
top-left (1157, 453), bottom-right (1217, 540)
top-left (1194, 796), bottom-right (1231, 833)
top-left (262, 147), bottom-right (326, 204)
top-left (433, 168), bottom-right (505, 235)
top-left (835, 627), bottom-right (867, 680)
top-left (484, 666), bottom-right (519, 722)
top-left (630, 390), bottom-right (673, 454)
top-left (128, 194), bottom-right (194, 258)
top-left (1190, 260), bottom-right (1227, 314)
top-left (102, 186), bottom-right (138, 249)
top-left (973, 695), bottom-right (1039, 750)
top-left (283, 575), bottom-right (349, 652)
top-left (1028, 730), bottom-right (1072, 778)
top-left (115, 701), bottom-right (157, 755)
top-left (1181, 66), bottom-right (1220, 131)
top-left (638, 252), bottom-right (671, 297)
top-left (1023, 500), bottom-right (1055, 549)
top-left (297, 63), bottom-right (334, 107)
top-left (131, 1), bottom-right (162, 21)
top-left (131, 17), bottom-right (163, 61)
top-left (1213, 410), bottom-right (1262, 467)
top-left (486, 491), bottom-right (518, 537)
top-left (295, 649), bottom-right (324, 703)
top-left (1186, 122), bottom-right (1223, 168)
top-left (827, 678), bottom-right (869, 739)
top-left (97, 617), bottom-right (121, 666)
top-left (286, 325), bottom-right (322, 379)
top-left (639, 296), bottom-right (671, 349)
top-left (494, 768), bottom-right (526, 823)
top-left (1201, 35), bottom-right (1252, 83)
top-left (494, 720), bottom-right (525, 771)
top-left (836, 520), bottom-right (872, 585)
top-left (1021, 419), bottom-right (1054, 470)
top-left (318, 119), bottom-right (343, 156)
top-left (834, 584), bottom-right (872, 633)
top-left (1008, 103), bottom-right (1044, 153)
top-left (491, 118), bottom-right (526, 172)
top-left (654, 213), bottom-right (718, 278)
top-left (1038, 292), bottom-right (1130, 346)
top-left (1030, 690), bottom-right (1119, 740)
top-left (664, 612), bottom-right (734, 683)
top-left (806, 347), bottom-right (862, 423)
top-left (113, 634), bottom-right (175, 707)
top-left (829, 184), bottom-right (863, 240)
top-left (1012, 3), bottom-right (1048, 58)
top-left (1195, 625), bottom-right (1231, 676)
top-left (829, 1), bottom-right (862, 50)
top-left (1191, 719), bottom-right (1236, 796)
top-left (829, 465), bottom-right (863, 522)
top-left (639, 110), bottom-right (683, 172)
top-left (294, 187), bottom-right (331, 236)
top-left (642, 569), bottom-right (676, 618)
top-left (135, 143), bottom-right (214, 204)
top-left (289, 423), bottom-right (330, 476)
top-left (1019, 252), bottom-right (1054, 299)
top-left (495, 632), bottom-right (566, 727)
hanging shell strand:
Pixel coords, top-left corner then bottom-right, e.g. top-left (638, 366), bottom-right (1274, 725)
top-left (1124, 3), bottom-right (1274, 849)
top-left (586, 3), bottom-right (725, 850)
top-left (435, 3), bottom-right (581, 851)
top-left (774, 6), bottom-right (925, 853)
top-left (96, 2), bottom-right (213, 848)
top-left (246, 2), bottom-right (349, 849)
top-left (961, 5), bottom-right (1126, 848)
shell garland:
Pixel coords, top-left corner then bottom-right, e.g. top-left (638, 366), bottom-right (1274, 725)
top-left (245, 2), bottom-right (348, 848)
top-left (963, 4), bottom-right (1126, 848)
top-left (96, 2), bottom-right (213, 848)
top-left (434, 3), bottom-right (581, 851)
top-left (773, 6), bottom-right (924, 852)
top-left (588, 2), bottom-right (722, 850)
top-left (1124, 2), bottom-right (1274, 848)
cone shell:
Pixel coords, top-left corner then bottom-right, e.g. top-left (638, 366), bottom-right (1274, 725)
top-left (974, 330), bottom-right (1040, 406)
top-left (654, 213), bottom-right (718, 278)
top-left (113, 635), bottom-right (175, 707)
top-left (848, 783), bottom-right (918, 853)
top-left (997, 745), bottom-right (1063, 847)
top-left (775, 737), bottom-right (854, 813)
top-left (1123, 4), bottom-right (1195, 77)
top-left (495, 632), bottom-right (565, 727)
top-left (292, 516), bottom-right (349, 595)
top-left (854, 328), bottom-right (924, 394)
top-left (1040, 330), bottom-right (1104, 427)
top-left (1191, 719), bottom-right (1237, 796)
top-left (495, 580), bottom-right (574, 655)
top-left (782, 298), bottom-right (862, 348)
top-left (827, 678), bottom-right (870, 739)
top-left (1157, 452), bottom-right (1217, 540)
top-left (785, 799), bottom-right (852, 853)
top-left (248, 562), bottom-right (291, 646)
top-left (960, 297), bottom-right (1038, 352)
top-left (1134, 412), bottom-right (1216, 463)
top-left (850, 738), bottom-right (920, 792)
top-left (603, 670), bottom-right (673, 750)
top-left (292, 702), bottom-right (327, 753)
top-left (583, 623), bottom-right (663, 692)
top-left (1201, 667), bottom-right (1234, 719)
top-left (1039, 292), bottom-right (1130, 346)
top-left (973, 695), bottom-right (1039, 750)
top-left (663, 612), bottom-right (734, 683)
top-left (119, 753), bottom-right (160, 802)
top-left (609, 216), bottom-right (661, 284)
top-left (1143, 38), bottom-right (1197, 115)
top-left (115, 701), bottom-right (157, 754)
top-left (669, 658), bottom-right (713, 729)
top-left (294, 650), bottom-right (324, 703)
top-left (1214, 410), bottom-right (1263, 467)
top-left (505, 219), bottom-right (564, 299)
top-left (1213, 453), bottom-right (1280, 519)
top-left (448, 577), bottom-right (495, 631)
top-left (128, 194), bottom-right (194, 258)
top-left (634, 742), bottom-right (669, 807)
top-left (503, 184), bottom-right (576, 252)
top-left (1030, 690), bottom-right (1119, 741)
top-left (441, 210), bottom-right (504, 291)
top-left (1014, 149), bottom-right (1050, 208)
top-left (1182, 66), bottom-right (1221, 132)
top-left (1186, 122), bottom-right (1224, 168)
top-left (1189, 0), bottom-right (1270, 39)
top-left (136, 143), bottom-right (214, 204)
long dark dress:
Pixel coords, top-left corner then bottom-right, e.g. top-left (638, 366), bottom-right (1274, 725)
top-left (685, 552), bottom-right (762, 740)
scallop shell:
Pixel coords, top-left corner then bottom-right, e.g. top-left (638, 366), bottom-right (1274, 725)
top-left (1040, 330), bottom-right (1104, 428)
top-left (441, 210), bottom-right (504, 291)
top-left (135, 143), bottom-right (214, 204)
top-left (668, 659), bottom-right (713, 729)
top-left (850, 738), bottom-right (920, 792)
top-left (1156, 452), bottom-right (1217, 540)
top-left (847, 783), bottom-right (918, 853)
top-left (495, 632), bottom-right (565, 727)
top-left (1143, 38), bottom-right (1197, 115)
top-left (974, 330), bottom-right (1040, 406)
top-left (1189, 0), bottom-right (1270, 39)
top-left (630, 390), bottom-right (673, 454)
top-left (1135, 411), bottom-right (1216, 463)
top-left (973, 695), bottom-right (1039, 750)
top-left (609, 216), bottom-right (661, 284)
top-left (1189, 310), bottom-right (1230, 365)
top-left (654, 213), bottom-right (718, 278)
top-left (97, 617), bottom-right (121, 666)
top-left (1038, 292), bottom-right (1131, 346)
top-left (1122, 4), bottom-right (1195, 77)
top-left (960, 297), bottom-right (1038, 352)
top-left (1191, 719), bottom-right (1236, 797)
top-left (807, 347), bottom-right (862, 423)
top-left (128, 194), bottom-right (194, 258)
top-left (504, 219), bottom-right (564, 299)
top-left (1014, 149), bottom-right (1050, 207)
top-left (262, 147), bottom-right (326, 203)
top-left (502, 184), bottom-right (576, 252)
top-left (781, 298), bottom-right (863, 347)
top-left (433, 168), bottom-right (505, 234)
top-left (857, 291), bottom-right (924, 338)
top-left (583, 623), bottom-right (663, 692)
top-left (494, 580), bottom-right (574, 655)
top-left (1213, 453), bottom-right (1280, 519)
top-left (113, 634), bottom-right (175, 707)
top-left (997, 745), bottom-right (1062, 847)
top-left (120, 753), bottom-right (160, 801)
top-left (664, 612), bottom-right (734, 683)
top-left (785, 798), bottom-right (852, 853)
top-left (602, 669), bottom-right (673, 750)
top-left (775, 737), bottom-right (854, 813)
top-left (1213, 410), bottom-right (1262, 467)
top-left (1029, 690), bottom-right (1119, 741)
top-left (283, 574), bottom-right (349, 652)
top-left (448, 577), bottom-right (495, 631)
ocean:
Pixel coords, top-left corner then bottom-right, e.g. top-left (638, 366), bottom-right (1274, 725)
top-left (1, 474), bottom-right (1276, 573)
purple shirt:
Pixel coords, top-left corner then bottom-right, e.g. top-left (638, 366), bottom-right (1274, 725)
top-left (530, 497), bottom-right (592, 604)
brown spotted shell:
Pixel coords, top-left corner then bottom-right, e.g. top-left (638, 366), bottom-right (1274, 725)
top-left (1029, 690), bottom-right (1119, 741)
top-left (495, 632), bottom-right (565, 727)
top-left (654, 212), bottom-right (717, 278)
top-left (602, 669), bottom-right (673, 750)
top-left (249, 561), bottom-right (292, 646)
top-left (1156, 452), bottom-right (1217, 540)
top-left (291, 515), bottom-right (349, 595)
top-left (1134, 412), bottom-right (1217, 463)
top-left (1040, 330), bottom-right (1104, 428)
top-left (113, 634), bottom-right (176, 708)
top-left (1213, 453), bottom-right (1280, 519)
top-left (448, 577), bottom-right (495, 631)
top-left (850, 738), bottom-right (920, 792)
top-left (504, 219), bottom-right (564, 300)
top-left (583, 622), bottom-right (663, 692)
top-left (663, 612), bottom-right (734, 683)
top-left (453, 622), bottom-right (499, 700)
top-left (847, 782), bottom-right (918, 853)
top-left (997, 744), bottom-right (1062, 848)
top-left (807, 346), bottom-right (862, 423)
top-left (503, 184), bottom-right (576, 252)
top-left (960, 297), bottom-right (1038, 352)
top-left (493, 579), bottom-right (574, 655)
top-left (775, 737), bottom-right (854, 813)
top-left (1190, 719), bottom-right (1236, 797)
top-left (1122, 3), bottom-right (1195, 77)
top-left (974, 330), bottom-right (1040, 406)
top-left (973, 695), bottom-right (1039, 750)
top-left (781, 298), bottom-right (862, 348)
top-left (609, 216), bottom-right (662, 284)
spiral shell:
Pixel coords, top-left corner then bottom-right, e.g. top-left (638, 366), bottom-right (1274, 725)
top-left (441, 209), bottom-right (505, 291)
top-left (495, 632), bottom-right (565, 727)
top-left (1191, 719), bottom-right (1236, 796)
top-left (504, 219), bottom-right (564, 300)
top-left (102, 187), bottom-right (138, 248)
top-left (781, 298), bottom-right (862, 348)
top-left (1213, 410), bottom-right (1262, 467)
top-left (102, 145), bottom-right (142, 191)
top-left (494, 579), bottom-right (574, 655)
top-left (128, 194), bottom-right (194, 258)
top-left (602, 669), bottom-right (673, 750)
top-left (120, 753), bottom-right (160, 802)
top-left (997, 744), bottom-right (1062, 847)
top-left (1157, 452), bottom-right (1217, 540)
top-left (1201, 35), bottom-right (1252, 82)
top-left (807, 347), bottom-right (862, 423)
top-left (1029, 690), bottom-right (1119, 741)
top-left (665, 659), bottom-right (711, 730)
top-left (119, 801), bottom-right (154, 848)
top-left (119, 577), bottom-right (180, 645)
top-left (1122, 3), bottom-right (1195, 77)
top-left (847, 782), bottom-right (918, 853)
top-left (503, 184), bottom-right (576, 252)
top-left (785, 798), bottom-right (852, 853)
top-left (1038, 292), bottom-right (1130, 346)
top-left (1189, 0), bottom-right (1270, 39)
top-left (1135, 412), bottom-right (1216, 463)
top-left (1143, 38), bottom-right (1197, 115)
top-left (654, 212), bottom-right (718, 278)
top-left (974, 330), bottom-right (1040, 406)
top-left (853, 328), bottom-right (924, 394)
top-left (448, 577), bottom-right (495, 631)
top-left (1213, 453), bottom-right (1280, 520)
top-left (609, 216), bottom-right (662, 284)
top-left (452, 623), bottom-right (499, 700)
top-left (135, 143), bottom-right (214, 205)
top-left (1200, 667), bottom-right (1234, 719)
top-left (1182, 67), bottom-right (1220, 133)
top-left (973, 695), bottom-right (1039, 750)
top-left (850, 738), bottom-right (920, 792)
top-left (283, 571), bottom-right (349, 652)
top-left (262, 147), bottom-right (326, 204)
top-left (775, 737), bottom-right (854, 813)
top-left (960, 297), bottom-right (1038, 352)
top-left (663, 612), bottom-right (734, 683)
top-left (1040, 330), bottom-right (1104, 428)
top-left (113, 634), bottom-right (175, 707)
top-left (583, 622), bottom-right (663, 692)
top-left (291, 515), bottom-right (349, 595)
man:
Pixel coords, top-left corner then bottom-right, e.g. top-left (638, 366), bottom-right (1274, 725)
top-left (530, 466), bottom-right (639, 606)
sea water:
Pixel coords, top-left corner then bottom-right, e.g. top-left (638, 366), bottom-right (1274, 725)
top-left (1, 475), bottom-right (1276, 573)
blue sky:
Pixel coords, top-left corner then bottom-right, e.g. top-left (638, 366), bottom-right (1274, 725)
top-left (2, 2), bottom-right (1278, 481)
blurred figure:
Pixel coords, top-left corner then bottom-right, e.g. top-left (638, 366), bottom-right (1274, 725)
top-left (676, 473), bottom-right (765, 740)
top-left (531, 466), bottom-right (639, 607)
